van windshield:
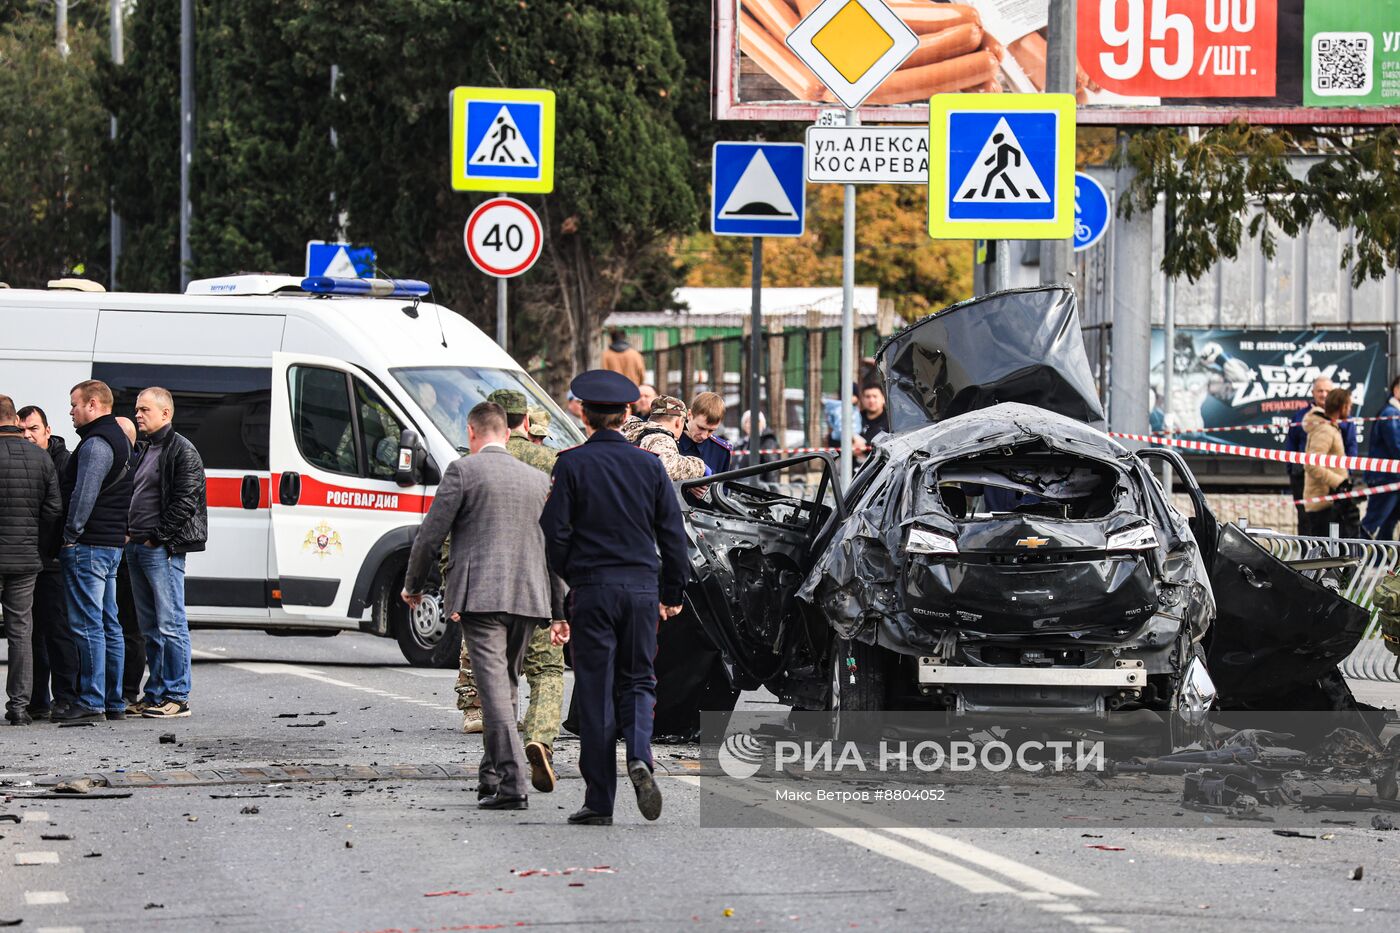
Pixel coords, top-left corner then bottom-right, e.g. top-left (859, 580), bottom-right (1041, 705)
top-left (391, 366), bottom-right (584, 452)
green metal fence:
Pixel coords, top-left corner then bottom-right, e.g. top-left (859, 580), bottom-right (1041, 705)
top-left (641, 324), bottom-right (885, 449)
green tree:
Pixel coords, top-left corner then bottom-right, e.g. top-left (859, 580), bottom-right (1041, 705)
top-left (1120, 122), bottom-right (1400, 287)
top-left (0, 12), bottom-right (109, 286)
top-left (286, 0), bottom-right (699, 388)
top-left (104, 0), bottom-right (180, 291)
top-left (107, 1), bottom-right (337, 288)
top-left (187, 0), bottom-right (337, 278)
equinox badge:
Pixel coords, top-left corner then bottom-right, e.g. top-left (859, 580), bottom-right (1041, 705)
top-left (1015, 536), bottom-right (1050, 549)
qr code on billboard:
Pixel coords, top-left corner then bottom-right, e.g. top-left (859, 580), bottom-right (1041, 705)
top-left (1312, 32), bottom-right (1374, 96)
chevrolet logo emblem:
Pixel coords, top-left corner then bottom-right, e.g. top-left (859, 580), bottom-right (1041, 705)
top-left (1015, 536), bottom-right (1050, 549)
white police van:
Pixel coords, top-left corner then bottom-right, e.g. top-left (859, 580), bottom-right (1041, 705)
top-left (0, 275), bottom-right (583, 666)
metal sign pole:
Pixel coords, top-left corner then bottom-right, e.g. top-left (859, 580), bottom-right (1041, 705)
top-left (749, 236), bottom-right (763, 468)
top-left (839, 108), bottom-right (858, 490)
top-left (496, 191), bottom-right (508, 350)
top-left (496, 277), bottom-right (508, 350)
top-left (1162, 184), bottom-right (1176, 496)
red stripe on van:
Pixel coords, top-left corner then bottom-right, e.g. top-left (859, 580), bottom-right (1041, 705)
top-left (206, 476), bottom-right (270, 509)
top-left (271, 473), bottom-right (431, 514)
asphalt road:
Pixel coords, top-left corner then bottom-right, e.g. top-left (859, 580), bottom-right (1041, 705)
top-left (2, 629), bottom-right (1399, 932)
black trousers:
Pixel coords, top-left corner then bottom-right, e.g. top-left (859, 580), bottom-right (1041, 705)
top-left (569, 584), bottom-right (659, 816)
top-left (652, 606), bottom-right (740, 740)
top-left (116, 559), bottom-right (145, 702)
top-left (31, 568), bottom-right (79, 710)
top-left (1289, 472), bottom-right (1306, 531)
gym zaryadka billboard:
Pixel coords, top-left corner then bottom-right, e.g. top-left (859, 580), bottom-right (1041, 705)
top-left (715, 0), bottom-right (1400, 124)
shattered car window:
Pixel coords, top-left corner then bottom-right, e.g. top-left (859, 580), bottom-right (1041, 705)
top-left (916, 453), bottom-right (1132, 521)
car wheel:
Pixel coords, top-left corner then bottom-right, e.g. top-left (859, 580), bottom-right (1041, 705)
top-left (828, 637), bottom-right (887, 740)
top-left (378, 578), bottom-right (459, 668)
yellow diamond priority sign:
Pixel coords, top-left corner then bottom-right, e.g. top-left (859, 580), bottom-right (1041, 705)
top-left (786, 0), bottom-right (918, 111)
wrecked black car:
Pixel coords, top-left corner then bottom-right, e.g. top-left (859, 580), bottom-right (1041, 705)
top-left (680, 286), bottom-right (1372, 725)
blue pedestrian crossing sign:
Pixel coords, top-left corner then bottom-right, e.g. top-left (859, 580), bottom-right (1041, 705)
top-left (450, 87), bottom-right (556, 194)
top-left (711, 142), bottom-right (806, 238)
top-left (305, 241), bottom-right (376, 278)
top-left (928, 93), bottom-right (1076, 240)
top-left (1073, 172), bottom-right (1111, 252)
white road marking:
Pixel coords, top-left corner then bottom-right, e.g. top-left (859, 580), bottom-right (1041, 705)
top-left (397, 669), bottom-right (457, 679)
top-left (673, 775), bottom-right (1122, 929)
top-left (36, 927), bottom-right (85, 933)
top-left (206, 659), bottom-right (459, 713)
top-left (26, 891), bottom-right (70, 905)
top-left (1039, 902), bottom-right (1083, 913)
top-left (16, 852), bottom-right (60, 865)
top-left (823, 827), bottom-right (1017, 894)
top-left (886, 827), bottom-right (1098, 898)
top-left (23, 811), bottom-right (50, 823)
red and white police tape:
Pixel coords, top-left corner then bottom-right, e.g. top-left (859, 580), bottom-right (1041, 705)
top-left (1110, 431), bottom-right (1400, 506)
top-left (1109, 431), bottom-right (1400, 475)
top-left (1152, 412), bottom-right (1400, 435)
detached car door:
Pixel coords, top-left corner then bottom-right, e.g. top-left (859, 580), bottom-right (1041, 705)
top-left (680, 455), bottom-right (843, 690)
top-left (269, 352), bottom-right (429, 619)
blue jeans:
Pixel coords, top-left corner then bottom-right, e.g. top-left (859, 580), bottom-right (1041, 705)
top-left (1363, 489), bottom-right (1400, 541)
top-left (60, 544), bottom-right (124, 713)
top-left (124, 544), bottom-right (191, 703)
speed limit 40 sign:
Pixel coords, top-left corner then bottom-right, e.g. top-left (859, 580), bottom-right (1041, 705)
top-left (464, 197), bottom-right (542, 278)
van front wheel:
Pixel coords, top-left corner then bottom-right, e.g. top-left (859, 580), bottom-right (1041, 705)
top-left (376, 579), bottom-right (459, 668)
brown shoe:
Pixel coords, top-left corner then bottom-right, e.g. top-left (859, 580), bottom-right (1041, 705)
top-left (461, 709), bottom-right (484, 734)
top-left (525, 741), bottom-right (556, 793)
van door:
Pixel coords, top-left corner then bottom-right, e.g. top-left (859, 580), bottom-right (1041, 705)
top-left (269, 352), bottom-right (429, 618)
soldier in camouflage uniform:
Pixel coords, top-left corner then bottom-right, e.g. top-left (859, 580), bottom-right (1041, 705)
top-left (446, 389), bottom-right (567, 792)
top-left (527, 407), bottom-right (550, 445)
top-left (621, 395), bottom-right (707, 481)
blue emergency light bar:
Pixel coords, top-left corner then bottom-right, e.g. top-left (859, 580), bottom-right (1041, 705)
top-left (300, 276), bottom-right (432, 299)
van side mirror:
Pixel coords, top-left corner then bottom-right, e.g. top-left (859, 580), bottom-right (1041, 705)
top-left (395, 428), bottom-right (427, 487)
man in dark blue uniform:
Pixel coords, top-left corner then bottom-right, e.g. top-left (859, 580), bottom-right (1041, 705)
top-left (678, 391), bottom-right (733, 476)
top-left (540, 370), bottom-right (688, 826)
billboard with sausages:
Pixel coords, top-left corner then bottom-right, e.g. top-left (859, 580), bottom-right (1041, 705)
top-left (715, 0), bottom-right (1400, 125)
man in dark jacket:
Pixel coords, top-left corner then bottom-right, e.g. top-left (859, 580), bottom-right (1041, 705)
top-left (1363, 375), bottom-right (1400, 540)
top-left (17, 405), bottom-right (79, 718)
top-left (125, 387), bottom-right (207, 719)
top-left (59, 380), bottom-right (134, 723)
top-left (0, 395), bottom-right (64, 725)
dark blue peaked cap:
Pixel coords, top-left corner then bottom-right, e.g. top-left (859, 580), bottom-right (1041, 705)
top-left (570, 370), bottom-right (640, 410)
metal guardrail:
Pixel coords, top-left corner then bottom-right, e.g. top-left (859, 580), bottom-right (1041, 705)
top-left (1245, 527), bottom-right (1400, 683)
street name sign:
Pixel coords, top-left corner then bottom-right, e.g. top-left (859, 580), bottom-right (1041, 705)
top-left (1073, 172), bottom-right (1111, 252)
top-left (305, 241), bottom-right (375, 278)
top-left (464, 197), bottom-right (543, 278)
top-left (450, 87), bottom-right (556, 194)
top-left (928, 93), bottom-right (1076, 240)
top-left (711, 142), bottom-right (806, 237)
top-left (785, 0), bottom-right (918, 111)
top-left (805, 126), bottom-right (928, 184)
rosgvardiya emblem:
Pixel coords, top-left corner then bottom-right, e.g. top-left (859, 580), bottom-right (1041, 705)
top-left (302, 521), bottom-right (343, 557)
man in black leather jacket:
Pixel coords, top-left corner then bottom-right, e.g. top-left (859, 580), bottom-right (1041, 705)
top-left (125, 387), bottom-right (207, 719)
top-left (18, 405), bottom-right (79, 718)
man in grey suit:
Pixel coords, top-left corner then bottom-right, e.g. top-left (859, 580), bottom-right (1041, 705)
top-left (402, 401), bottom-right (565, 811)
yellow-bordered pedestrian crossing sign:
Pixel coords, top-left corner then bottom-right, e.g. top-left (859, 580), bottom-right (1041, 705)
top-left (450, 87), bottom-right (556, 194)
top-left (928, 93), bottom-right (1076, 240)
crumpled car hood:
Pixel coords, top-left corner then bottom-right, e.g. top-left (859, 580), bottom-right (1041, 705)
top-left (796, 402), bottom-right (1171, 650)
top-left (877, 285), bottom-right (1105, 434)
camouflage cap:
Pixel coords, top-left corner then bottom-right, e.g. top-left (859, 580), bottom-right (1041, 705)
top-left (528, 407), bottom-right (550, 436)
top-left (649, 395), bottom-right (687, 418)
top-left (486, 388), bottom-right (528, 414)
